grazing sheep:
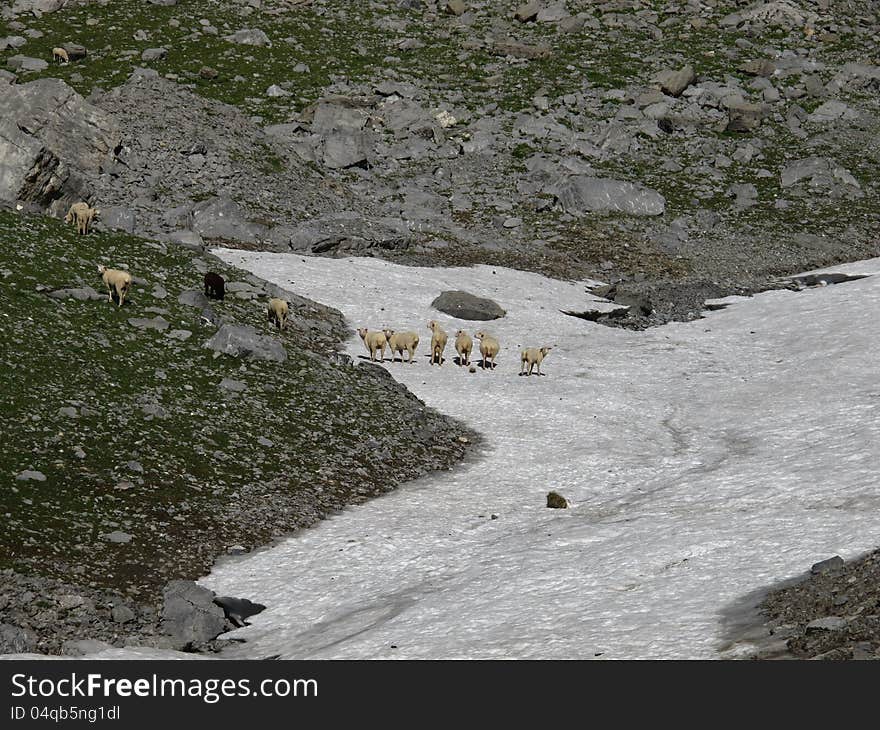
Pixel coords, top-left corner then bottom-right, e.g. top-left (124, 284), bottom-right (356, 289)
top-left (427, 320), bottom-right (448, 366)
top-left (204, 271), bottom-right (225, 300)
top-left (267, 297), bottom-right (289, 331)
top-left (52, 47), bottom-right (69, 64)
top-left (454, 330), bottom-right (472, 366)
top-left (383, 329), bottom-right (419, 363)
top-left (64, 201), bottom-right (98, 235)
top-left (97, 265), bottom-right (132, 308)
top-left (474, 330), bottom-right (500, 370)
top-left (357, 327), bottom-right (387, 362)
top-left (520, 346), bottom-right (552, 376)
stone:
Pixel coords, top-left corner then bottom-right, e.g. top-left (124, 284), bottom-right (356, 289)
top-left (101, 530), bottom-right (133, 544)
top-left (15, 469), bottom-right (46, 481)
top-left (554, 176), bottom-right (665, 217)
top-left (204, 324), bottom-right (287, 362)
top-left (514, 1), bottom-right (541, 22)
top-left (111, 604), bottom-right (136, 624)
top-left (219, 378), bottom-right (247, 392)
top-left (62, 43), bottom-right (87, 61)
top-left (432, 291), bottom-right (506, 321)
top-left (810, 555), bottom-right (844, 575)
top-left (191, 196), bottom-right (266, 244)
top-left (178, 289), bottom-right (209, 308)
top-left (223, 28), bottom-right (271, 47)
top-left (140, 48), bottom-right (168, 62)
top-left (168, 329), bottom-right (192, 341)
top-left (805, 616), bottom-right (847, 633)
top-left (47, 286), bottom-right (103, 301)
top-left (61, 639), bottom-right (115, 656)
top-left (738, 59), bottom-right (776, 77)
top-left (128, 316), bottom-right (170, 331)
top-left (547, 491), bottom-right (568, 509)
top-left (445, 0), bottom-right (466, 15)
top-left (0, 623), bottom-right (38, 654)
top-left (0, 78), bottom-right (119, 213)
top-left (654, 65), bottom-right (696, 97)
top-left (726, 101), bottom-right (765, 132)
top-left (100, 206), bottom-right (136, 233)
top-left (161, 580), bottom-right (226, 646)
top-left (6, 55), bottom-right (48, 72)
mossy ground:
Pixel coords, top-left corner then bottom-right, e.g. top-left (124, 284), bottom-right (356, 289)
top-left (0, 211), bottom-right (468, 599)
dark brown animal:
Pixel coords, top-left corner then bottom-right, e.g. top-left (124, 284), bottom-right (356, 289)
top-left (204, 272), bottom-right (225, 300)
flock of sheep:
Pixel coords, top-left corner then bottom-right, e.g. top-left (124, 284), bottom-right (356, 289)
top-left (67, 201), bottom-right (552, 376)
top-left (358, 323), bottom-right (553, 377)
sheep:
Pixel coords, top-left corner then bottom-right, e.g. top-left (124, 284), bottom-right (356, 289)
top-left (520, 346), bottom-right (552, 376)
top-left (383, 329), bottom-right (419, 364)
top-left (357, 327), bottom-right (387, 362)
top-left (267, 297), bottom-right (289, 331)
top-left (52, 47), bottom-right (69, 64)
top-left (204, 271), bottom-right (225, 300)
top-left (97, 265), bottom-right (132, 308)
top-left (427, 320), bottom-right (448, 366)
top-left (454, 330), bottom-right (472, 367)
top-left (474, 330), bottom-right (500, 370)
top-left (64, 201), bottom-right (98, 235)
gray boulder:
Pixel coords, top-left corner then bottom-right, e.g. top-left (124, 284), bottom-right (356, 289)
top-left (6, 55), bottom-right (48, 72)
top-left (0, 623), bottom-right (37, 654)
top-left (223, 29), bottom-right (271, 47)
top-left (432, 291), bottom-right (506, 321)
top-left (178, 289), bottom-right (209, 308)
top-left (726, 101), bottom-right (765, 132)
top-left (654, 65), bottom-right (696, 97)
top-left (100, 206), bottom-right (136, 233)
top-left (61, 639), bottom-right (115, 656)
top-left (61, 43), bottom-right (87, 61)
top-left (47, 285), bottom-right (103, 301)
top-left (204, 324), bottom-right (287, 362)
top-left (191, 196), bottom-right (266, 244)
top-left (11, 0), bottom-right (66, 14)
top-left (141, 47), bottom-right (168, 62)
top-left (554, 176), bottom-right (665, 216)
top-left (161, 580), bottom-right (227, 646)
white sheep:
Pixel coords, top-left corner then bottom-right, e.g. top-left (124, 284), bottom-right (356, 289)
top-left (383, 329), bottom-right (419, 364)
top-left (52, 47), bottom-right (69, 64)
top-left (474, 330), bottom-right (500, 370)
top-left (520, 346), bottom-right (552, 376)
top-left (267, 297), bottom-right (289, 331)
top-left (357, 327), bottom-right (387, 362)
top-left (65, 201), bottom-right (98, 235)
top-left (97, 265), bottom-right (132, 308)
top-left (427, 320), bottom-right (448, 366)
top-left (454, 330), bottom-right (472, 367)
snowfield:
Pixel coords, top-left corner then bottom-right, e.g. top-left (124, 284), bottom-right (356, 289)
top-left (197, 251), bottom-right (880, 660)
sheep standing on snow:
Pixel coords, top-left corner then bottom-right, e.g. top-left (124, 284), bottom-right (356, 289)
top-left (52, 47), bottom-right (69, 64)
top-left (65, 201), bottom-right (98, 235)
top-left (383, 329), bottom-right (419, 364)
top-left (520, 346), bottom-right (552, 376)
top-left (427, 320), bottom-right (448, 366)
top-left (454, 330), bottom-right (472, 367)
top-left (97, 265), bottom-right (132, 308)
top-left (474, 330), bottom-right (500, 370)
top-left (204, 271), bottom-right (225, 300)
top-left (357, 327), bottom-right (387, 362)
top-left (267, 297), bottom-right (289, 331)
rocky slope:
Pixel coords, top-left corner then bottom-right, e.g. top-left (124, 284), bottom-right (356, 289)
top-left (4, 0), bottom-right (880, 326)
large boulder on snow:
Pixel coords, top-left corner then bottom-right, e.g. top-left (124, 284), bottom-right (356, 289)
top-left (431, 291), bottom-right (506, 321)
top-left (0, 78), bottom-right (119, 214)
top-left (554, 176), bottom-right (666, 217)
top-left (161, 580), bottom-right (226, 647)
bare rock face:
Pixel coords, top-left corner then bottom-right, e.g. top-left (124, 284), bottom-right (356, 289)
top-left (204, 324), bottom-right (287, 362)
top-left (0, 79), bottom-right (119, 215)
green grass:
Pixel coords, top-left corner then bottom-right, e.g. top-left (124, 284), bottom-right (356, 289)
top-left (0, 211), bottom-right (465, 597)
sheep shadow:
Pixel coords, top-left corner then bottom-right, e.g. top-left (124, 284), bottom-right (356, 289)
top-left (476, 359), bottom-right (497, 370)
